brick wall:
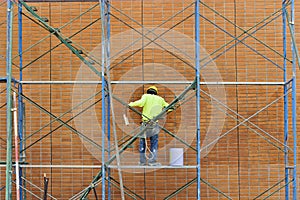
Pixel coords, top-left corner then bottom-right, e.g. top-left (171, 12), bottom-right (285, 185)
top-left (0, 0), bottom-right (299, 199)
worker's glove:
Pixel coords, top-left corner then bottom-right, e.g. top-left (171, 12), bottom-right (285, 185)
top-left (167, 106), bottom-right (175, 113)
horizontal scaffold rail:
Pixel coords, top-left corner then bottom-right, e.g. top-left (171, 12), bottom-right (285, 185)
top-left (0, 164), bottom-right (102, 168)
top-left (0, 164), bottom-right (198, 169)
top-left (19, 81), bottom-right (286, 85)
top-left (24, 0), bottom-right (98, 2)
top-left (107, 165), bottom-right (198, 169)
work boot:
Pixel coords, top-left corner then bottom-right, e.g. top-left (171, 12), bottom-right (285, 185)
top-left (148, 161), bottom-right (161, 166)
top-left (139, 162), bottom-right (147, 166)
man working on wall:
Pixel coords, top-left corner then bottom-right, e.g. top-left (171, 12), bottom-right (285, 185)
top-left (128, 86), bottom-right (172, 166)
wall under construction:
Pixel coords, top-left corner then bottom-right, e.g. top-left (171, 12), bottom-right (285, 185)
top-left (0, 0), bottom-right (299, 199)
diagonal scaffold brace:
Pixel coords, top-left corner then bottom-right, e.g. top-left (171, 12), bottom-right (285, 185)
top-left (80, 78), bottom-right (197, 199)
top-left (18, 0), bottom-right (102, 79)
top-left (18, 1), bottom-right (201, 198)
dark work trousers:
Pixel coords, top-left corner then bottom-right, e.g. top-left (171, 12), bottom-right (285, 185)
top-left (139, 121), bottom-right (160, 164)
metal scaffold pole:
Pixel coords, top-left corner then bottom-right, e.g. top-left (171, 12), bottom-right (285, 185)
top-left (195, 0), bottom-right (201, 199)
top-left (290, 0), bottom-right (297, 199)
top-left (100, 0), bottom-right (106, 198)
top-left (283, 0), bottom-right (298, 199)
top-left (12, 92), bottom-right (20, 200)
top-left (105, 0), bottom-right (112, 198)
top-left (107, 91), bottom-right (111, 199)
top-left (3, 1), bottom-right (297, 199)
top-left (282, 0), bottom-right (289, 198)
top-left (5, 0), bottom-right (14, 199)
top-left (17, 1), bottom-right (25, 199)
top-left (100, 0), bottom-right (125, 198)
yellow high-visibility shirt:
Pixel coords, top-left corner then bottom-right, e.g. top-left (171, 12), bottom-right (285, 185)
top-left (129, 94), bottom-right (169, 121)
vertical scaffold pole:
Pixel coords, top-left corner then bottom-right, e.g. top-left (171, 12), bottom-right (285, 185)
top-left (107, 89), bottom-right (111, 199)
top-left (290, 0), bottom-right (297, 199)
top-left (12, 92), bottom-right (20, 200)
top-left (195, 0), bottom-right (201, 199)
top-left (282, 1), bottom-right (289, 199)
top-left (5, 0), bottom-right (14, 199)
top-left (17, 2), bottom-right (24, 199)
top-left (106, 0), bottom-right (111, 198)
top-left (100, 0), bottom-right (107, 199)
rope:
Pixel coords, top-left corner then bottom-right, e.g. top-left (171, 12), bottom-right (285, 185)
top-left (82, 80), bottom-right (197, 198)
top-left (141, 123), bottom-right (155, 161)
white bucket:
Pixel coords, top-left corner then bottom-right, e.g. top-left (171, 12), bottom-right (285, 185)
top-left (169, 148), bottom-right (184, 166)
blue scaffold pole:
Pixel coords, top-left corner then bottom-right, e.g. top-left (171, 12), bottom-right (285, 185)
top-left (106, 0), bottom-right (111, 198)
top-left (282, 1), bottom-right (289, 199)
top-left (18, 1), bottom-right (25, 199)
top-left (101, 0), bottom-right (106, 199)
top-left (290, 0), bottom-right (297, 199)
top-left (195, 0), bottom-right (201, 199)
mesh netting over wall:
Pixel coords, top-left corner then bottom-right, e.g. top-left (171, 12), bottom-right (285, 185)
top-left (0, 0), bottom-right (298, 199)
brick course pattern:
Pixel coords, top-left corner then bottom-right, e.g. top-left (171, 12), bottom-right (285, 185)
top-left (0, 0), bottom-right (299, 199)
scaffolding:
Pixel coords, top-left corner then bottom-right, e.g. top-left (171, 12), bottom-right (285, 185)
top-left (0, 0), bottom-right (298, 199)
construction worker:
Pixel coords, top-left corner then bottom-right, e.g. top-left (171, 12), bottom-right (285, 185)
top-left (128, 86), bottom-right (171, 166)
